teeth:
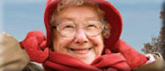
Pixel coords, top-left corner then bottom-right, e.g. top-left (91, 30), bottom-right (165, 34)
top-left (70, 48), bottom-right (91, 53)
top-left (75, 49), bottom-right (88, 51)
top-left (74, 49), bottom-right (89, 53)
top-left (70, 48), bottom-right (90, 51)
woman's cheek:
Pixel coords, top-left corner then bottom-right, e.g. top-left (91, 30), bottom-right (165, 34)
top-left (56, 37), bottom-right (75, 49)
top-left (88, 35), bottom-right (104, 57)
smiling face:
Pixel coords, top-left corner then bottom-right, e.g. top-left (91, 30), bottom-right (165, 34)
top-left (52, 5), bottom-right (104, 64)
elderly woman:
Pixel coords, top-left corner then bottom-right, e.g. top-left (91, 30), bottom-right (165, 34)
top-left (0, 0), bottom-right (164, 71)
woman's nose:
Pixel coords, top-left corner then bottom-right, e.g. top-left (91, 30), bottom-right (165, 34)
top-left (74, 29), bottom-right (88, 44)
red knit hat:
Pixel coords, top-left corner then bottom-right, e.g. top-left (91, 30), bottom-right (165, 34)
top-left (44, 0), bottom-right (123, 50)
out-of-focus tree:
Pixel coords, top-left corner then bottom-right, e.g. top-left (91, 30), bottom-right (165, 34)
top-left (142, 1), bottom-right (165, 58)
top-left (142, 37), bottom-right (162, 54)
top-left (160, 1), bottom-right (165, 59)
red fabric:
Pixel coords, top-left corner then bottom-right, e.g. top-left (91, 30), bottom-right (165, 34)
top-left (20, 30), bottom-right (49, 63)
top-left (20, 31), bottom-right (147, 71)
top-left (20, 0), bottom-right (147, 70)
top-left (43, 50), bottom-right (130, 71)
top-left (113, 40), bottom-right (147, 69)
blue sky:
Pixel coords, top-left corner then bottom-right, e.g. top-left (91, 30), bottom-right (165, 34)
top-left (1, 0), bottom-right (163, 53)
top-left (0, 0), bottom-right (3, 33)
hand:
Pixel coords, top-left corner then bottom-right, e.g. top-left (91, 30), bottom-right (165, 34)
top-left (20, 30), bottom-right (49, 63)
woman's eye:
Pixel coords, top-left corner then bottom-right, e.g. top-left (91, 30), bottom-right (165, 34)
top-left (87, 25), bottom-right (96, 28)
top-left (62, 25), bottom-right (76, 30)
top-left (65, 25), bottom-right (74, 28)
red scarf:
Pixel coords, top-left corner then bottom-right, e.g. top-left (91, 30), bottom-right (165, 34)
top-left (21, 31), bottom-right (147, 71)
top-left (43, 50), bottom-right (130, 71)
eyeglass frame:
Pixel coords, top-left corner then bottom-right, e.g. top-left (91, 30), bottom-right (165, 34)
top-left (51, 20), bottom-right (105, 37)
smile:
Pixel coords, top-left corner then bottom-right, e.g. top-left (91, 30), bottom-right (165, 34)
top-left (69, 48), bottom-right (92, 54)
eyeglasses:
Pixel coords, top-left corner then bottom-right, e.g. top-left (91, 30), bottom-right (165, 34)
top-left (52, 20), bottom-right (104, 37)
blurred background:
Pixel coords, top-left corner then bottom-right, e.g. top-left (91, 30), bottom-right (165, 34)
top-left (0, 0), bottom-right (163, 53)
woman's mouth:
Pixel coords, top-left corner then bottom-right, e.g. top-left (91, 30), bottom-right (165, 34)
top-left (69, 48), bottom-right (92, 54)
